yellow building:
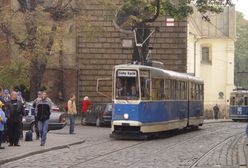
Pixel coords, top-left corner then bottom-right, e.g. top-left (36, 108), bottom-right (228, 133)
top-left (187, 6), bottom-right (236, 119)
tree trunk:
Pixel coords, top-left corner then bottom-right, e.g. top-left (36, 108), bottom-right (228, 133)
top-left (29, 57), bottom-right (47, 100)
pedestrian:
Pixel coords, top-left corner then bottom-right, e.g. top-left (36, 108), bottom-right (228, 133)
top-left (67, 94), bottom-right (77, 134)
top-left (81, 96), bottom-right (91, 125)
top-left (16, 91), bottom-right (25, 140)
top-left (0, 101), bottom-right (6, 149)
top-left (32, 91), bottom-right (42, 139)
top-left (213, 104), bottom-right (220, 120)
top-left (2, 89), bottom-right (10, 104)
top-left (36, 91), bottom-right (52, 146)
top-left (5, 91), bottom-right (24, 146)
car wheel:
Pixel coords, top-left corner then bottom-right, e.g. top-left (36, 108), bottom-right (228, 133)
top-left (81, 117), bottom-right (87, 126)
top-left (96, 117), bottom-right (102, 127)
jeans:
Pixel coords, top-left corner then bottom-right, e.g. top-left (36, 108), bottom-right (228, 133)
top-left (69, 115), bottom-right (75, 134)
top-left (38, 120), bottom-right (49, 145)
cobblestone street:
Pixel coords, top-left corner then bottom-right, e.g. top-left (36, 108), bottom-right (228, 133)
top-left (1, 122), bottom-right (247, 168)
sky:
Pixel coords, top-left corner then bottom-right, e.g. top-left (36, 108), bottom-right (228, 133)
top-left (233, 0), bottom-right (248, 20)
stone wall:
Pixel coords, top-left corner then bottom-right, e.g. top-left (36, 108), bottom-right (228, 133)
top-left (77, 1), bottom-right (188, 103)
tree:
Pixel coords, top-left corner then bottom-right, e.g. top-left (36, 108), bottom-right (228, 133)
top-left (115, 0), bottom-right (233, 63)
top-left (234, 12), bottom-right (248, 88)
top-left (0, 0), bottom-right (88, 99)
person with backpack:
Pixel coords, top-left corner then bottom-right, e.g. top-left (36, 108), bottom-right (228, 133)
top-left (36, 91), bottom-right (52, 146)
top-left (0, 101), bottom-right (6, 149)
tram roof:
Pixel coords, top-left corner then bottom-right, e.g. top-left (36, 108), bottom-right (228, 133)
top-left (114, 64), bottom-right (203, 83)
top-left (231, 89), bottom-right (248, 94)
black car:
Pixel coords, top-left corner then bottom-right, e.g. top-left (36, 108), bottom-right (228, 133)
top-left (82, 103), bottom-right (112, 127)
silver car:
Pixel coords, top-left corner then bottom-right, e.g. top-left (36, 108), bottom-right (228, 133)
top-left (22, 102), bottom-right (67, 131)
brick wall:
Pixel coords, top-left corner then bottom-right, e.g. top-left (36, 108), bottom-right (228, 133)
top-left (77, 1), bottom-right (188, 103)
top-left (42, 68), bottom-right (77, 103)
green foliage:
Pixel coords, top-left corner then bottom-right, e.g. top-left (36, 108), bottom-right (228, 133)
top-left (117, 0), bottom-right (232, 28)
top-left (0, 60), bottom-right (29, 88)
top-left (234, 12), bottom-right (248, 88)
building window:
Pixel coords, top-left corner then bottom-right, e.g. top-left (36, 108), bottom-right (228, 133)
top-left (201, 47), bottom-right (211, 64)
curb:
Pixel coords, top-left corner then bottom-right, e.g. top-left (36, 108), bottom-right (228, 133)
top-left (203, 119), bottom-right (233, 124)
top-left (0, 140), bottom-right (85, 165)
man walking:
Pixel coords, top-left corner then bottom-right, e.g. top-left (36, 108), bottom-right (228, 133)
top-left (213, 104), bottom-right (220, 120)
top-left (5, 91), bottom-right (24, 146)
top-left (36, 92), bottom-right (52, 146)
top-left (33, 91), bottom-right (42, 139)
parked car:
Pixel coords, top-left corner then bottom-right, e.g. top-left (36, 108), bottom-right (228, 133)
top-left (82, 103), bottom-right (112, 127)
top-left (22, 102), bottom-right (67, 131)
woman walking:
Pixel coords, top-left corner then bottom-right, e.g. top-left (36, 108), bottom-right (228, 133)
top-left (68, 95), bottom-right (77, 134)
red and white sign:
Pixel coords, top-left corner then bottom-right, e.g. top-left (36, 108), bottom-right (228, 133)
top-left (166, 18), bottom-right (175, 26)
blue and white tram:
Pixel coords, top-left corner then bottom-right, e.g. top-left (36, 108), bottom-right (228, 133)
top-left (229, 89), bottom-right (248, 121)
top-left (111, 64), bottom-right (204, 138)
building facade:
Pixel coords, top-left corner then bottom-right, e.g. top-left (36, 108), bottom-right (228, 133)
top-left (187, 6), bottom-right (236, 118)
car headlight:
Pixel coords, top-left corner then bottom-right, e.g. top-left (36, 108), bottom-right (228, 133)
top-left (124, 113), bottom-right (129, 120)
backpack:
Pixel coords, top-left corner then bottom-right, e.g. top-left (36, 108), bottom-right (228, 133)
top-left (25, 131), bottom-right (33, 141)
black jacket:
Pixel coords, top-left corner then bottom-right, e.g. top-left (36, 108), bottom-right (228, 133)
top-left (5, 100), bottom-right (24, 123)
top-left (36, 103), bottom-right (51, 122)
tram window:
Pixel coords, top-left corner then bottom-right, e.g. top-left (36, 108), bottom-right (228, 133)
top-left (141, 77), bottom-right (150, 100)
top-left (236, 96), bottom-right (244, 106)
top-left (170, 80), bottom-right (176, 99)
top-left (175, 81), bottom-right (180, 100)
top-left (245, 97), bottom-right (248, 106)
top-left (230, 97), bottom-right (235, 105)
top-left (199, 84), bottom-right (203, 100)
top-left (180, 82), bottom-right (184, 100)
top-left (191, 83), bottom-right (196, 100)
top-left (159, 79), bottom-right (165, 99)
top-left (164, 79), bottom-right (170, 100)
top-left (115, 70), bottom-right (139, 100)
top-left (152, 79), bottom-right (164, 100)
top-left (196, 84), bottom-right (200, 100)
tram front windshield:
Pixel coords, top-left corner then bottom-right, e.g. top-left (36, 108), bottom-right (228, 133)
top-left (115, 70), bottom-right (139, 100)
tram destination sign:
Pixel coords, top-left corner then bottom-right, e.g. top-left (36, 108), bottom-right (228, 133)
top-left (118, 70), bottom-right (137, 77)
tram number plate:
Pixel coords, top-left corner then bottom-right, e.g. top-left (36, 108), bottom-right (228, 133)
top-left (237, 107), bottom-right (242, 114)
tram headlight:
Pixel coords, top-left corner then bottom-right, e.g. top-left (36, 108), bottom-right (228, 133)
top-left (124, 113), bottom-right (129, 120)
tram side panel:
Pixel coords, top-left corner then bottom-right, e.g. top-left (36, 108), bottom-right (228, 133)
top-left (229, 106), bottom-right (248, 120)
top-left (188, 100), bottom-right (204, 126)
top-left (188, 82), bottom-right (204, 126)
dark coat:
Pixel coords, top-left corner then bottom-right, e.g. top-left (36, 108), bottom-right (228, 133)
top-left (36, 99), bottom-right (51, 122)
top-left (5, 100), bottom-right (24, 123)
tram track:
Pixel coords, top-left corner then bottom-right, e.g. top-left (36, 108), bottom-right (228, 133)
top-left (2, 122), bottom-right (246, 168)
top-left (70, 123), bottom-right (239, 168)
top-left (188, 132), bottom-right (244, 168)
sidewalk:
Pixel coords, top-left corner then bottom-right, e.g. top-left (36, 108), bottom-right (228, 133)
top-left (203, 119), bottom-right (233, 124)
top-left (0, 131), bottom-right (85, 165)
